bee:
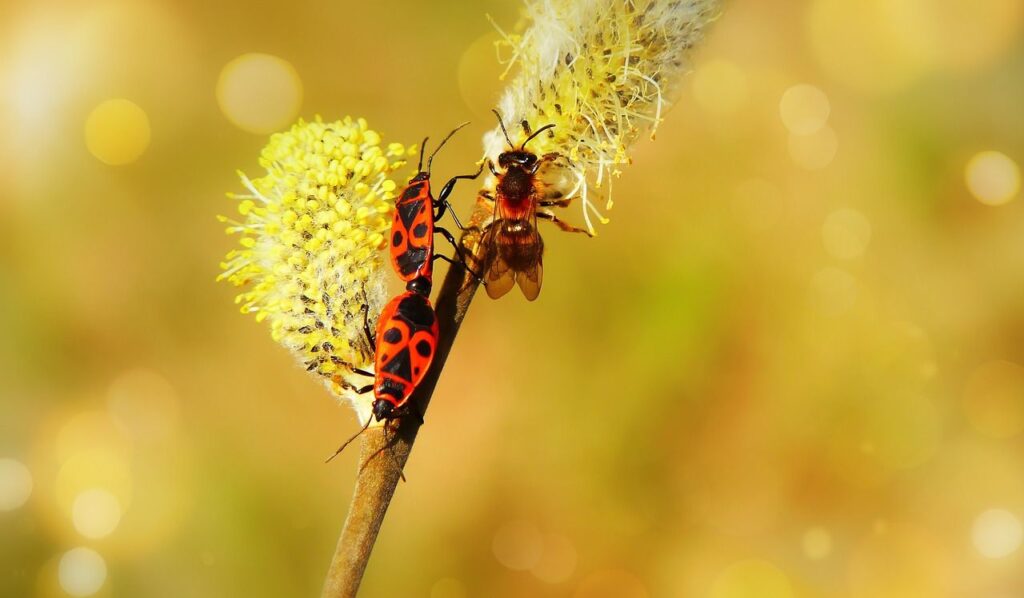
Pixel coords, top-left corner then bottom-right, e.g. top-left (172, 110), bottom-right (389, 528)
top-left (479, 111), bottom-right (592, 301)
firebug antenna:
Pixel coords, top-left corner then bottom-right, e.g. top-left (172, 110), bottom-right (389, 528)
top-left (426, 121), bottom-right (471, 174)
top-left (326, 417), bottom-right (373, 463)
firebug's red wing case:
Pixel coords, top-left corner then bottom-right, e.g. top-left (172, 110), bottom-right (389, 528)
top-left (390, 179), bottom-right (435, 283)
top-left (371, 291), bottom-right (439, 411)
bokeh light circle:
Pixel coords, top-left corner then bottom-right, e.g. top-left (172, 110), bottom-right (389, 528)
top-left (788, 126), bottom-right (838, 170)
top-left (84, 99), bottom-right (151, 165)
top-left (53, 410), bottom-right (134, 514)
top-left (72, 488), bottom-right (122, 539)
top-left (779, 84), bottom-right (830, 135)
top-left (217, 53), bottom-right (302, 134)
top-left (0, 458), bottom-right (33, 510)
top-left (710, 560), bottom-right (793, 598)
top-left (58, 547), bottom-right (107, 596)
top-left (803, 527), bottom-right (833, 560)
top-left (492, 520), bottom-right (544, 571)
top-left (430, 577), bottom-right (466, 598)
top-left (532, 533), bottom-right (578, 583)
top-left (965, 151), bottom-right (1020, 206)
top-left (822, 208), bottom-right (872, 260)
top-left (972, 508), bottom-right (1023, 558)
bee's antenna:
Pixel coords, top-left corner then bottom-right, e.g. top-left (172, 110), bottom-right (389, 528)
top-left (492, 109), bottom-right (514, 148)
top-left (521, 124), bottom-right (555, 150)
top-left (417, 137), bottom-right (429, 173)
top-left (426, 121), bottom-right (471, 174)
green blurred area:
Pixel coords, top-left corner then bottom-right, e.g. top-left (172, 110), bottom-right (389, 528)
top-left (2, 0), bottom-right (1024, 596)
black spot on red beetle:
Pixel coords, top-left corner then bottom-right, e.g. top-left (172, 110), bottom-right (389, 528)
top-left (382, 348), bottom-right (412, 380)
top-left (415, 340), bottom-right (432, 357)
top-left (392, 230), bottom-right (403, 247)
top-left (413, 223), bottom-right (428, 238)
top-left (382, 327), bottom-right (402, 344)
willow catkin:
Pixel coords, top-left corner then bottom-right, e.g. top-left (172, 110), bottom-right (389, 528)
top-left (219, 116), bottom-right (414, 424)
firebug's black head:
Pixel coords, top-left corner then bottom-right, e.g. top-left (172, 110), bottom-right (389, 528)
top-left (406, 276), bottom-right (432, 297)
top-left (410, 171), bottom-right (430, 183)
top-left (373, 399), bottom-right (394, 421)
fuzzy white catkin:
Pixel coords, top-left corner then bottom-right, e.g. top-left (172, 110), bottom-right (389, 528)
top-left (484, 0), bottom-right (721, 233)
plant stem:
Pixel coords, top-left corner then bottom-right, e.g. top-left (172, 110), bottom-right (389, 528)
top-left (320, 197), bottom-right (490, 598)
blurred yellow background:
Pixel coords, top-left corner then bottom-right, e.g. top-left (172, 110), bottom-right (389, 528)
top-left (2, 0), bottom-right (1024, 596)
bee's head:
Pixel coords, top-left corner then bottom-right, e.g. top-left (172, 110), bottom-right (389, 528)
top-left (492, 110), bottom-right (555, 169)
top-left (497, 149), bottom-right (537, 171)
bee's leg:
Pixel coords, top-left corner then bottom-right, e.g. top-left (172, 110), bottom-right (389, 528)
top-left (540, 192), bottom-right (573, 208)
top-left (532, 152), bottom-right (570, 174)
top-left (536, 210), bottom-right (594, 237)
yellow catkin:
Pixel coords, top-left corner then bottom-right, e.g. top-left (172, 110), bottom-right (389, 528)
top-left (219, 116), bottom-right (413, 423)
top-left (485, 0), bottom-right (721, 233)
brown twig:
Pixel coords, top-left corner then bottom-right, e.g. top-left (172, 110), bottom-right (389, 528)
top-left (320, 195), bottom-right (491, 598)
